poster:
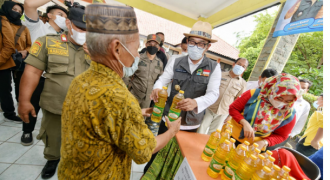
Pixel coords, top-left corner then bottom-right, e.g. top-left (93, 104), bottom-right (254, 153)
top-left (174, 158), bottom-right (197, 180)
top-left (273, 0), bottom-right (323, 37)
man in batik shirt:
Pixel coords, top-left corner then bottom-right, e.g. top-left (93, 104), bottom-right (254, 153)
top-left (57, 4), bottom-right (181, 180)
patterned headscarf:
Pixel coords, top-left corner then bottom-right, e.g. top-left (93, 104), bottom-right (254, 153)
top-left (253, 73), bottom-right (303, 133)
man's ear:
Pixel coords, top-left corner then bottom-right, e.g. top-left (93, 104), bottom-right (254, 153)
top-left (110, 39), bottom-right (121, 61)
top-left (47, 13), bottom-right (52, 19)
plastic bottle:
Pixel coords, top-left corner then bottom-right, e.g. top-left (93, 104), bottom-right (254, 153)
top-left (247, 143), bottom-right (259, 157)
top-left (278, 166), bottom-right (291, 179)
top-left (271, 164), bottom-right (281, 179)
top-left (207, 139), bottom-right (231, 178)
top-left (221, 146), bottom-right (247, 179)
top-left (255, 154), bottom-right (265, 171)
top-left (250, 148), bottom-right (261, 158)
top-left (235, 154), bottom-right (258, 180)
top-left (251, 166), bottom-right (272, 180)
top-left (288, 176), bottom-right (296, 180)
top-left (221, 120), bottom-right (232, 133)
top-left (237, 141), bottom-right (250, 153)
top-left (264, 156), bottom-right (275, 169)
top-left (151, 86), bottom-right (168, 122)
top-left (261, 150), bottom-right (273, 159)
top-left (228, 138), bottom-right (236, 161)
top-left (168, 90), bottom-right (184, 122)
top-left (222, 124), bottom-right (233, 136)
top-left (201, 129), bottom-right (222, 162)
top-left (219, 129), bottom-right (231, 144)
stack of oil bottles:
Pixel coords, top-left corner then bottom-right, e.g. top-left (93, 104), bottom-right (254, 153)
top-left (201, 121), bottom-right (296, 180)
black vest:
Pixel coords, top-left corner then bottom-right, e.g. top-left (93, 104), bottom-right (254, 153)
top-left (163, 55), bottom-right (217, 126)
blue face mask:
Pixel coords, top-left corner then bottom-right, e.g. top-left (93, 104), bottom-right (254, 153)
top-left (313, 101), bottom-right (319, 109)
top-left (188, 45), bottom-right (205, 60)
top-left (232, 64), bottom-right (245, 75)
top-left (117, 42), bottom-right (140, 77)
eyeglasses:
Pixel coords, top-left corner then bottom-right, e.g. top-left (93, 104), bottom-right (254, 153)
top-left (188, 40), bottom-right (208, 49)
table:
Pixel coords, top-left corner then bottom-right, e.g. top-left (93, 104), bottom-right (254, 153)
top-left (142, 131), bottom-right (218, 180)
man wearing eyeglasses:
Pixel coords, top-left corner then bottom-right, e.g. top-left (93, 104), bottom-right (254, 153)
top-left (144, 21), bottom-right (221, 174)
top-left (125, 34), bottom-right (164, 109)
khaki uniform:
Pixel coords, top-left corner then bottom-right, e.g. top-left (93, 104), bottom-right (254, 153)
top-left (25, 33), bottom-right (91, 160)
top-left (198, 71), bottom-right (246, 135)
top-left (126, 52), bottom-right (163, 108)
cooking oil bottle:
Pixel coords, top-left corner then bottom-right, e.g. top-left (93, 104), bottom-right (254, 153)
top-left (235, 154), bottom-right (258, 180)
top-left (247, 143), bottom-right (259, 157)
top-left (250, 148), bottom-right (261, 158)
top-left (261, 150), bottom-right (273, 159)
top-left (151, 86), bottom-right (168, 122)
top-left (237, 141), bottom-right (250, 153)
top-left (228, 138), bottom-right (236, 162)
top-left (219, 129), bottom-right (231, 144)
top-left (255, 154), bottom-right (265, 171)
top-left (207, 139), bottom-right (231, 178)
top-left (168, 90), bottom-right (184, 122)
top-left (264, 156), bottom-right (275, 169)
top-left (251, 166), bottom-right (272, 180)
top-left (270, 164), bottom-right (281, 179)
top-left (222, 146), bottom-right (247, 177)
top-left (221, 120), bottom-right (232, 133)
top-left (278, 166), bottom-right (291, 179)
top-left (288, 176), bottom-right (296, 180)
top-left (201, 129), bottom-right (222, 162)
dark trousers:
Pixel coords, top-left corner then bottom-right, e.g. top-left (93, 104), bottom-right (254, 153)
top-left (296, 138), bottom-right (318, 157)
top-left (13, 71), bottom-right (45, 133)
top-left (143, 120), bottom-right (197, 174)
top-left (0, 69), bottom-right (17, 118)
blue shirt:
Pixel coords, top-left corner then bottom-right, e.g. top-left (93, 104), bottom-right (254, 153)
top-left (309, 147), bottom-right (323, 179)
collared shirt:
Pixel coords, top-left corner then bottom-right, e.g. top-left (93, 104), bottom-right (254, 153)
top-left (290, 97), bottom-right (311, 137)
top-left (23, 15), bottom-right (59, 43)
top-left (154, 56), bottom-right (221, 130)
top-left (301, 110), bottom-right (323, 147)
top-left (58, 61), bottom-right (156, 180)
top-left (208, 71), bottom-right (246, 115)
top-left (246, 81), bottom-right (259, 91)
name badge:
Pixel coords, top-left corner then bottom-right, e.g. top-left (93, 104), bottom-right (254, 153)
top-left (176, 69), bottom-right (187, 73)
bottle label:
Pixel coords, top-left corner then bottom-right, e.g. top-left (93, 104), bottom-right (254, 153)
top-left (227, 161), bottom-right (237, 172)
top-left (209, 158), bottom-right (224, 173)
top-left (233, 174), bottom-right (242, 180)
top-left (202, 145), bottom-right (215, 157)
top-left (223, 163), bottom-right (235, 179)
top-left (151, 105), bottom-right (164, 121)
top-left (168, 109), bottom-right (180, 122)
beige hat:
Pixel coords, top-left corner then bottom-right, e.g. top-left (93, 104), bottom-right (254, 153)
top-left (183, 21), bottom-right (217, 43)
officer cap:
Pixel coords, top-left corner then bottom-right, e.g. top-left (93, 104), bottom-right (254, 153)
top-left (147, 34), bottom-right (161, 44)
top-left (68, 7), bottom-right (86, 30)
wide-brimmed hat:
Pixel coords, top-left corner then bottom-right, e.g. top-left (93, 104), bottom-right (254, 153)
top-left (183, 21), bottom-right (217, 43)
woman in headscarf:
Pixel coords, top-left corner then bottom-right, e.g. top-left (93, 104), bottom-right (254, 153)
top-left (228, 73), bottom-right (303, 150)
top-left (0, 1), bottom-right (31, 123)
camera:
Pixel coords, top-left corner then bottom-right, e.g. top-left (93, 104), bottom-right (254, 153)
top-left (64, 1), bottom-right (85, 9)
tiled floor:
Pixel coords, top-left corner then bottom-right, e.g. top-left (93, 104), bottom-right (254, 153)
top-left (0, 84), bottom-right (147, 180)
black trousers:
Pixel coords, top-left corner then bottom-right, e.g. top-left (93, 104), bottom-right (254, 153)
top-left (295, 138), bottom-right (318, 157)
top-left (0, 69), bottom-right (17, 118)
top-left (143, 120), bottom-right (197, 174)
top-left (12, 71), bottom-right (45, 133)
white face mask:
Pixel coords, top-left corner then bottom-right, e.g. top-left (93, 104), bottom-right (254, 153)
top-left (269, 95), bottom-right (287, 109)
top-left (188, 46), bottom-right (205, 60)
top-left (232, 64), bottom-right (245, 75)
top-left (117, 42), bottom-right (140, 77)
top-left (70, 23), bottom-right (86, 46)
top-left (54, 15), bottom-right (67, 30)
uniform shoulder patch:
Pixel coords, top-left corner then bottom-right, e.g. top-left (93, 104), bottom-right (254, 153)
top-left (30, 40), bottom-right (43, 56)
top-left (46, 37), bottom-right (69, 57)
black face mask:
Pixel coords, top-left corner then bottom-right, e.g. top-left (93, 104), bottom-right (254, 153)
top-left (159, 41), bottom-right (163, 47)
top-left (10, 11), bottom-right (21, 20)
top-left (147, 46), bottom-right (158, 55)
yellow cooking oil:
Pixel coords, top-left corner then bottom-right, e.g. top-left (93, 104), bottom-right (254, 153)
top-left (168, 90), bottom-right (184, 122)
top-left (201, 129), bottom-right (222, 162)
top-left (151, 86), bottom-right (168, 122)
top-left (206, 140), bottom-right (231, 178)
top-left (235, 154), bottom-right (258, 180)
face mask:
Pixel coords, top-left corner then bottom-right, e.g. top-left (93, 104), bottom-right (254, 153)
top-left (117, 42), bottom-right (140, 77)
top-left (54, 15), bottom-right (67, 30)
top-left (159, 41), bottom-right (163, 47)
top-left (10, 10), bottom-right (21, 20)
top-left (313, 101), bottom-right (319, 109)
top-left (269, 96), bottom-right (288, 109)
top-left (70, 23), bottom-right (86, 46)
top-left (146, 46), bottom-right (158, 55)
top-left (232, 64), bottom-right (245, 75)
top-left (188, 46), bottom-right (205, 60)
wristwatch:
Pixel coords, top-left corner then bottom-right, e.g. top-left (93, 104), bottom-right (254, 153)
top-left (263, 139), bottom-right (269, 148)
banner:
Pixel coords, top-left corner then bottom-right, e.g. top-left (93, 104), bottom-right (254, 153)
top-left (273, 0), bottom-right (323, 37)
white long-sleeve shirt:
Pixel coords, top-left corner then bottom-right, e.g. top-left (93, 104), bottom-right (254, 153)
top-left (153, 56), bottom-right (221, 130)
top-left (290, 97), bottom-right (311, 137)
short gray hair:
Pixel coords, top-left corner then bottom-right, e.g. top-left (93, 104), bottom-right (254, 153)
top-left (86, 32), bottom-right (137, 62)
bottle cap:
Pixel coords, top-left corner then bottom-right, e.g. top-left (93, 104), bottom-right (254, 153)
top-left (163, 86), bottom-right (168, 90)
top-left (288, 176), bottom-right (296, 180)
top-left (263, 166), bottom-right (272, 173)
top-left (225, 129), bottom-right (230, 133)
top-left (229, 125), bottom-right (233, 128)
top-left (224, 140), bottom-right (230, 144)
top-left (227, 121), bottom-right (232, 124)
top-left (216, 129), bottom-right (221, 133)
top-left (254, 148), bottom-right (261, 154)
top-left (240, 146), bottom-right (247, 151)
top-left (258, 154), bottom-right (265, 160)
top-left (179, 90), bottom-right (184, 94)
top-left (273, 165), bottom-right (281, 171)
top-left (283, 165), bottom-right (291, 172)
top-left (250, 155), bottom-right (258, 160)
top-left (266, 150), bottom-right (273, 156)
top-left (230, 138), bottom-right (236, 143)
top-left (253, 143), bottom-right (259, 148)
top-left (243, 141), bottom-right (250, 146)
top-left (269, 156), bottom-right (275, 162)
